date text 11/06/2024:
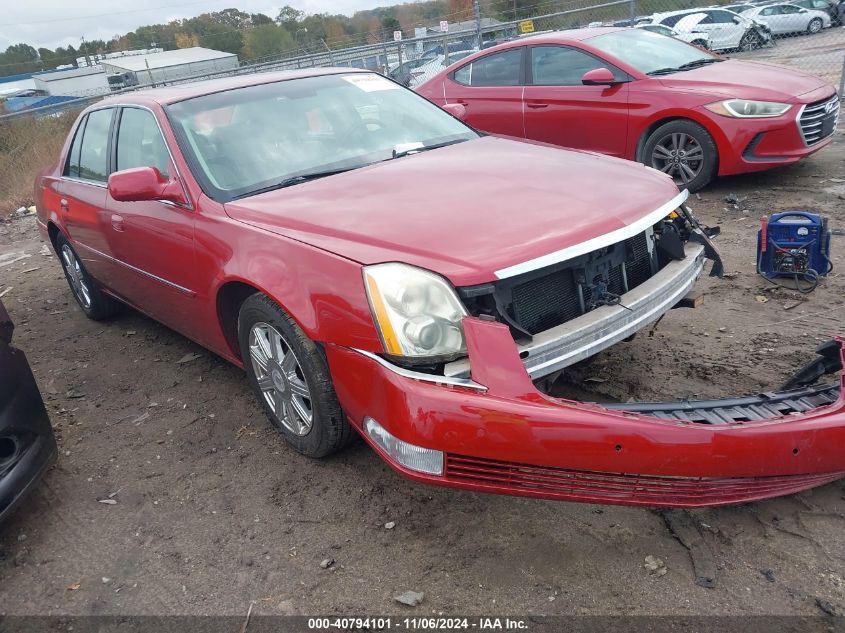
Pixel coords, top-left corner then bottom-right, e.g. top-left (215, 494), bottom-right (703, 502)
top-left (307, 617), bottom-right (529, 630)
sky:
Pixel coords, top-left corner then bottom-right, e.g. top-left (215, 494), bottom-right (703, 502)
top-left (0, 0), bottom-right (393, 52)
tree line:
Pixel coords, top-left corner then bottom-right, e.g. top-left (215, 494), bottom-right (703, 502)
top-left (0, 0), bottom-right (549, 78)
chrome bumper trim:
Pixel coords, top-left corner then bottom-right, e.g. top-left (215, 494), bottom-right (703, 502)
top-left (493, 189), bottom-right (689, 280)
top-left (446, 243), bottom-right (706, 380)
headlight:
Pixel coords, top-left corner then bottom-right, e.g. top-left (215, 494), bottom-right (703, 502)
top-left (704, 99), bottom-right (791, 118)
top-left (363, 263), bottom-right (467, 359)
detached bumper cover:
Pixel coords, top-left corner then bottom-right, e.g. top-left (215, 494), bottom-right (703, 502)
top-left (0, 304), bottom-right (56, 523)
top-left (327, 320), bottom-right (845, 508)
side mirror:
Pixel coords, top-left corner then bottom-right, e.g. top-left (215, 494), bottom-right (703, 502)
top-left (442, 102), bottom-right (467, 121)
top-left (733, 15), bottom-right (743, 23)
top-left (582, 67), bottom-right (620, 86)
top-left (108, 167), bottom-right (186, 205)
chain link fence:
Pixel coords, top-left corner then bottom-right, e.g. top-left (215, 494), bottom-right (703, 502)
top-left (0, 0), bottom-right (843, 208)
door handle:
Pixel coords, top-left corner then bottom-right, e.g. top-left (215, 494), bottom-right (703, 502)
top-left (526, 102), bottom-right (549, 109)
top-left (111, 214), bottom-right (124, 232)
top-left (60, 198), bottom-right (69, 212)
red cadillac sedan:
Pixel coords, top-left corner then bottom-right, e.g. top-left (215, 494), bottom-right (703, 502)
top-left (416, 28), bottom-right (840, 191)
top-left (35, 69), bottom-right (845, 508)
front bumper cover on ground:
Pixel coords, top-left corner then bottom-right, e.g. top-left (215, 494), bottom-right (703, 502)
top-left (327, 318), bottom-right (845, 508)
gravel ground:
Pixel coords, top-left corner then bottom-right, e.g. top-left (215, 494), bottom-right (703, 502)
top-left (0, 131), bottom-right (844, 619)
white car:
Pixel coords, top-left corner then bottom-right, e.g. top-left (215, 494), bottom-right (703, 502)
top-left (647, 8), bottom-right (773, 50)
top-left (408, 50), bottom-right (476, 88)
top-left (743, 3), bottom-right (831, 33)
top-left (636, 23), bottom-right (712, 48)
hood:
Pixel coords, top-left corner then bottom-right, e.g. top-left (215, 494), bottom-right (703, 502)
top-left (657, 59), bottom-right (830, 101)
top-left (223, 136), bottom-right (680, 286)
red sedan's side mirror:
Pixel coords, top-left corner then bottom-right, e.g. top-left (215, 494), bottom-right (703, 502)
top-left (442, 102), bottom-right (468, 121)
top-left (582, 68), bottom-right (620, 86)
top-left (108, 167), bottom-right (187, 206)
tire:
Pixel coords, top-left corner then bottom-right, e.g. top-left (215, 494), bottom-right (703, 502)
top-left (641, 120), bottom-right (718, 192)
top-left (807, 17), bottom-right (823, 33)
top-left (739, 29), bottom-right (762, 51)
top-left (237, 293), bottom-right (352, 458)
top-left (56, 233), bottom-right (119, 320)
top-left (691, 39), bottom-right (709, 49)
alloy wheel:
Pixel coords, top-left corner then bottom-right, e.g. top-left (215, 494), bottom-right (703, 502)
top-left (248, 322), bottom-right (313, 436)
top-left (808, 18), bottom-right (822, 33)
top-left (650, 132), bottom-right (704, 186)
top-left (740, 31), bottom-right (761, 51)
top-left (61, 244), bottom-right (92, 309)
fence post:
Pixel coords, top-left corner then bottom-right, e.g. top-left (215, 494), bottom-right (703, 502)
top-left (473, 0), bottom-right (482, 49)
top-left (629, 0), bottom-right (637, 22)
top-left (839, 52), bottom-right (845, 101)
top-left (397, 41), bottom-right (404, 68)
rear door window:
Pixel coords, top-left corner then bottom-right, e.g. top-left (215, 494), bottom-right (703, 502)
top-left (77, 108), bottom-right (113, 183)
top-left (530, 46), bottom-right (616, 86)
top-left (453, 48), bottom-right (523, 86)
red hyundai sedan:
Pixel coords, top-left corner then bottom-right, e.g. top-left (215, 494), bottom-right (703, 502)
top-left (35, 69), bottom-right (845, 508)
top-left (416, 28), bottom-right (840, 191)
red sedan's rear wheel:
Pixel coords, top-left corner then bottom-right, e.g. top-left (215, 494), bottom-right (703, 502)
top-left (56, 233), bottom-right (118, 320)
top-left (642, 120), bottom-right (718, 192)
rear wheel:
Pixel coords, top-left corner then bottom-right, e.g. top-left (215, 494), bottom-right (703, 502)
top-left (642, 120), bottom-right (718, 192)
top-left (237, 293), bottom-right (352, 458)
top-left (56, 233), bottom-right (119, 320)
top-left (807, 17), bottom-right (823, 33)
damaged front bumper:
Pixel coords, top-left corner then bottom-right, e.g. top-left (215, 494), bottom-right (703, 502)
top-left (327, 321), bottom-right (845, 508)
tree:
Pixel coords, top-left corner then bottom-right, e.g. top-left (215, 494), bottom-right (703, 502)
top-left (250, 13), bottom-right (274, 26)
top-left (276, 6), bottom-right (305, 29)
top-left (175, 32), bottom-right (200, 48)
top-left (244, 23), bottom-right (294, 58)
top-left (381, 16), bottom-right (401, 33)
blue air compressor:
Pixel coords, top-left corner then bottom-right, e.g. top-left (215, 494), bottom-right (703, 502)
top-left (757, 212), bottom-right (832, 291)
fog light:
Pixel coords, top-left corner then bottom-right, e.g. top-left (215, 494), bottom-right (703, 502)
top-left (364, 417), bottom-right (443, 475)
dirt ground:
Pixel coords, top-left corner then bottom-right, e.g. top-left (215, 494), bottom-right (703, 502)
top-left (1, 134), bottom-right (845, 619)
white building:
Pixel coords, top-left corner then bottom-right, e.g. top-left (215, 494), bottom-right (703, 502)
top-left (32, 66), bottom-right (109, 96)
top-left (100, 47), bottom-right (239, 86)
top-left (76, 48), bottom-right (164, 68)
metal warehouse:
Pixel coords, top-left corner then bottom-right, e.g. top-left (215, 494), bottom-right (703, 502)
top-left (99, 47), bottom-right (239, 86)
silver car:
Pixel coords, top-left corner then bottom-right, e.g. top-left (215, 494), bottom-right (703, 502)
top-left (744, 3), bottom-right (831, 32)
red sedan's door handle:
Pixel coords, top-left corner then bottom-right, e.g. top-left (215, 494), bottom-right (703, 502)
top-left (111, 214), bottom-right (124, 232)
top-left (60, 198), bottom-right (69, 212)
top-left (526, 102), bottom-right (549, 109)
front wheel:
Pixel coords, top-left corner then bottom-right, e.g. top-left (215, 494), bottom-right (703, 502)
top-left (237, 293), bottom-right (352, 458)
top-left (739, 29), bottom-right (762, 51)
top-left (807, 17), bottom-right (823, 33)
top-left (641, 120), bottom-right (718, 192)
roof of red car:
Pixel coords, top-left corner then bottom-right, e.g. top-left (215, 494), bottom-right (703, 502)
top-left (518, 26), bottom-right (626, 42)
top-left (96, 66), bottom-right (369, 106)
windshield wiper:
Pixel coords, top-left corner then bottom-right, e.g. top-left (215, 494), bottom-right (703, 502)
top-left (234, 167), bottom-right (356, 199)
top-left (391, 138), bottom-right (469, 159)
top-left (647, 58), bottom-right (723, 76)
top-left (677, 58), bottom-right (723, 70)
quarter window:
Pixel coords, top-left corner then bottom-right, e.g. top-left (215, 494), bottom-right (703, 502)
top-left (453, 48), bottom-right (522, 87)
top-left (116, 107), bottom-right (171, 178)
top-left (77, 108), bottom-right (113, 183)
top-left (530, 46), bottom-right (610, 86)
top-left (64, 116), bottom-right (87, 178)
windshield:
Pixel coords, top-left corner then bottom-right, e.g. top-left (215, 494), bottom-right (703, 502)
top-left (588, 28), bottom-right (716, 75)
top-left (166, 73), bottom-right (477, 201)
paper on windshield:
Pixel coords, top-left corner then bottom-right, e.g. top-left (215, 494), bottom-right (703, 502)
top-left (342, 74), bottom-right (402, 92)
